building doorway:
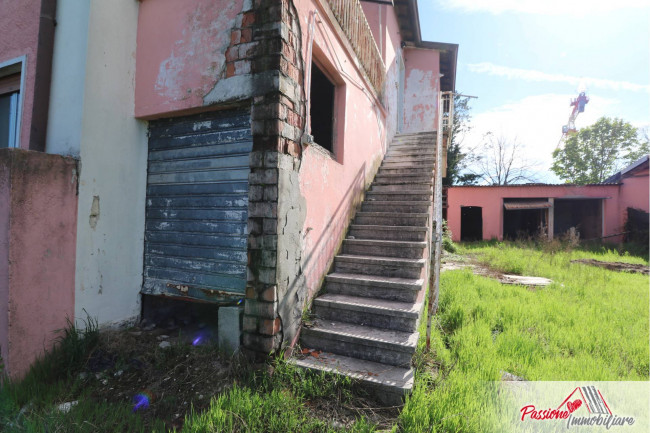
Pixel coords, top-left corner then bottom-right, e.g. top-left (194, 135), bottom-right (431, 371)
top-left (461, 206), bottom-right (482, 241)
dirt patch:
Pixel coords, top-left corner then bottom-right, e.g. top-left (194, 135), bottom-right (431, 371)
top-left (78, 323), bottom-right (240, 431)
top-left (441, 252), bottom-right (552, 288)
top-left (571, 259), bottom-right (649, 275)
top-left (69, 323), bottom-right (397, 431)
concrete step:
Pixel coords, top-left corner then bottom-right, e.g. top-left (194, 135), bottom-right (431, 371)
top-left (382, 161), bottom-right (435, 169)
top-left (334, 254), bottom-right (425, 279)
top-left (313, 293), bottom-right (421, 332)
top-left (354, 211), bottom-right (428, 226)
top-left (386, 144), bottom-right (436, 158)
top-left (391, 134), bottom-right (436, 144)
top-left (365, 191), bottom-right (432, 202)
top-left (384, 155), bottom-right (436, 163)
top-left (373, 173), bottom-right (433, 184)
top-left (378, 166), bottom-right (434, 176)
top-left (348, 224), bottom-right (427, 242)
top-left (342, 238), bottom-right (426, 259)
top-left (291, 352), bottom-right (413, 406)
top-left (325, 272), bottom-right (423, 302)
top-left (389, 141), bottom-right (435, 148)
top-left (371, 183), bottom-right (432, 192)
top-left (301, 320), bottom-right (417, 367)
top-left (361, 201), bottom-right (430, 214)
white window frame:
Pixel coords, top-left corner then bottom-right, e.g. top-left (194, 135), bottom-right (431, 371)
top-left (0, 56), bottom-right (26, 149)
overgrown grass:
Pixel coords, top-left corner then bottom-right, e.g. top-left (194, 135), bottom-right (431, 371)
top-left (182, 361), bottom-right (379, 433)
top-left (397, 242), bottom-right (649, 432)
top-left (0, 317), bottom-right (166, 432)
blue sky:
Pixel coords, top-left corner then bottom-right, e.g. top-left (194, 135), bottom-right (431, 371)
top-left (418, 0), bottom-right (650, 181)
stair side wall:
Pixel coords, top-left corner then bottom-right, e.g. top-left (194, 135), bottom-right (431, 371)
top-left (0, 149), bottom-right (78, 379)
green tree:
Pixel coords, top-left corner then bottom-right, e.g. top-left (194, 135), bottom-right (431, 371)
top-left (444, 94), bottom-right (480, 185)
top-left (552, 117), bottom-right (648, 184)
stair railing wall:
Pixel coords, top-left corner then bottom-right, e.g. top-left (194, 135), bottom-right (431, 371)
top-left (325, 0), bottom-right (386, 96)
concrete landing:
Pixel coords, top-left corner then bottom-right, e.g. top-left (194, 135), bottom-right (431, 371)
top-left (292, 351), bottom-right (413, 406)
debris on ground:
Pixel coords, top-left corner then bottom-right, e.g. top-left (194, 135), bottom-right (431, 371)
top-left (500, 371), bottom-right (525, 381)
top-left (499, 275), bottom-right (552, 287)
top-left (56, 401), bottom-right (78, 413)
top-left (442, 252), bottom-right (552, 287)
top-left (571, 259), bottom-right (649, 275)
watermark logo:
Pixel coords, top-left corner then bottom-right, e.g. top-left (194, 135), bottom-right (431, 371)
top-left (520, 386), bottom-right (636, 429)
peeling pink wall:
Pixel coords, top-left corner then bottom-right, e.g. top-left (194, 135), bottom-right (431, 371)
top-left (619, 169), bottom-right (649, 213)
top-left (447, 185), bottom-right (622, 242)
top-left (0, 0), bottom-right (40, 149)
top-left (135, 0), bottom-right (244, 118)
top-left (403, 48), bottom-right (440, 133)
top-left (362, 2), bottom-right (401, 142)
top-left (296, 0), bottom-right (396, 298)
top-left (0, 149), bottom-right (77, 379)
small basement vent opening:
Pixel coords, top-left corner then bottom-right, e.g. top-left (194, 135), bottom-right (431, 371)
top-left (461, 206), bottom-right (483, 241)
top-left (310, 61), bottom-right (335, 153)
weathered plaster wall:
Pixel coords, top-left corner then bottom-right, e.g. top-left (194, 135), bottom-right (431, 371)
top-left (295, 0), bottom-right (387, 307)
top-left (0, 159), bottom-right (10, 373)
top-left (0, 0), bottom-right (40, 149)
top-left (447, 185), bottom-right (622, 242)
top-left (382, 5), bottom-right (401, 142)
top-left (0, 149), bottom-right (77, 379)
top-left (74, 0), bottom-right (147, 326)
top-left (619, 170), bottom-right (649, 213)
top-left (45, 0), bottom-right (91, 157)
top-left (135, 0), bottom-right (245, 118)
top-left (403, 48), bottom-right (440, 133)
top-left (361, 2), bottom-right (401, 143)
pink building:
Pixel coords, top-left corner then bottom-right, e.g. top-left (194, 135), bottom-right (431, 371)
top-left (0, 0), bottom-right (457, 387)
top-left (447, 156), bottom-right (649, 242)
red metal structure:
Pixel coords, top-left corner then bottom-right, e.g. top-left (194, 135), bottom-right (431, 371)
top-left (557, 91), bottom-right (589, 149)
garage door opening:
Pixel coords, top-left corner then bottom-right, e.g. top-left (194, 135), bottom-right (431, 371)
top-left (554, 198), bottom-right (602, 240)
top-left (503, 199), bottom-right (551, 240)
top-left (461, 206), bottom-right (483, 241)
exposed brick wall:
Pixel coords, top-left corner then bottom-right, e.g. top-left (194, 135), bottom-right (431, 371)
top-left (232, 0), bottom-right (306, 360)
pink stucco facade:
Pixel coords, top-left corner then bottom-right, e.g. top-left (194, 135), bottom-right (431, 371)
top-left (619, 166), bottom-right (649, 215)
top-left (296, 0), bottom-right (386, 298)
top-left (134, 0), bottom-right (444, 304)
top-left (0, 149), bottom-right (77, 379)
top-left (446, 182), bottom-right (648, 242)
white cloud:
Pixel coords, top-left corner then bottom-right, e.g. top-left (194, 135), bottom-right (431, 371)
top-left (441, 0), bottom-right (649, 15)
top-left (460, 94), bottom-right (620, 182)
top-left (467, 62), bottom-right (650, 94)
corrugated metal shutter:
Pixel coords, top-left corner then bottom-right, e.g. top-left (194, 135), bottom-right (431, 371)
top-left (142, 110), bottom-right (252, 303)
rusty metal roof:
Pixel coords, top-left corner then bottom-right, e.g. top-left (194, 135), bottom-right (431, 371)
top-left (503, 200), bottom-right (552, 210)
top-left (449, 183), bottom-right (620, 188)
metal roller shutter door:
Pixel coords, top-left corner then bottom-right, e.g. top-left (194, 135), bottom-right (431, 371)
top-left (142, 110), bottom-right (251, 303)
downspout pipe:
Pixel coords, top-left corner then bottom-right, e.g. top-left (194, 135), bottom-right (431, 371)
top-left (30, 0), bottom-right (57, 152)
top-left (408, 0), bottom-right (422, 44)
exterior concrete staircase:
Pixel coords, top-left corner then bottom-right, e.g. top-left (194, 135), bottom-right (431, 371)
top-left (294, 131), bottom-right (437, 405)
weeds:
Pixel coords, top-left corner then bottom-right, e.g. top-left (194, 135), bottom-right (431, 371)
top-left (398, 243), bottom-right (649, 432)
top-left (442, 219), bottom-right (457, 253)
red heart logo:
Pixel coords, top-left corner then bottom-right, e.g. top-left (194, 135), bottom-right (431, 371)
top-left (567, 399), bottom-right (582, 413)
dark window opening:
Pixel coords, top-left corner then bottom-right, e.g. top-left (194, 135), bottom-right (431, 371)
top-left (310, 62), bottom-right (335, 152)
top-left (0, 72), bottom-right (21, 149)
top-left (461, 206), bottom-right (483, 241)
top-left (554, 199), bottom-right (602, 240)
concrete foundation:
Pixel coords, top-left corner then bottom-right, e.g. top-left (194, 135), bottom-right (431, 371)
top-left (218, 306), bottom-right (243, 354)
